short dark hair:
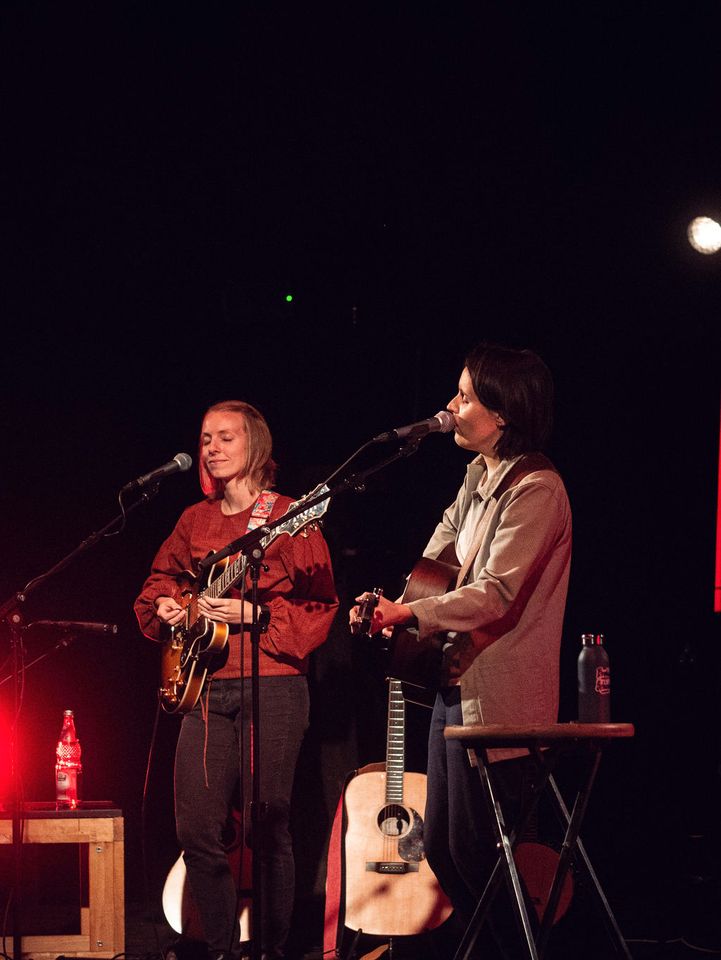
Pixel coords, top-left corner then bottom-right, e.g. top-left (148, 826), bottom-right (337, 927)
top-left (199, 400), bottom-right (278, 498)
top-left (464, 342), bottom-right (554, 459)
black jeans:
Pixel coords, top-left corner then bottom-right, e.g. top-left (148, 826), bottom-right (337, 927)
top-left (424, 687), bottom-right (537, 959)
top-left (175, 675), bottom-right (309, 957)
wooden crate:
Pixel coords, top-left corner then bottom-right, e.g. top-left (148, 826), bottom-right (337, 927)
top-left (0, 802), bottom-right (124, 959)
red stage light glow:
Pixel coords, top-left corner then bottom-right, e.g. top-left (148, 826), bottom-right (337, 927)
top-left (715, 396), bottom-right (721, 614)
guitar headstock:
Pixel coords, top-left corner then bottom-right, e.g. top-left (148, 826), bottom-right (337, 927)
top-left (271, 483), bottom-right (331, 540)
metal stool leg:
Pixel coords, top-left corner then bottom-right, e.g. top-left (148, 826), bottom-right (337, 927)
top-left (544, 768), bottom-right (633, 960)
top-left (452, 749), bottom-right (539, 960)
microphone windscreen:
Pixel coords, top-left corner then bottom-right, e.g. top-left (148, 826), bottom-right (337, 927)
top-left (435, 411), bottom-right (455, 433)
top-left (173, 453), bottom-right (193, 471)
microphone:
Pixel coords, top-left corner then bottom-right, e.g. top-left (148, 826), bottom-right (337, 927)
top-left (28, 621), bottom-right (118, 635)
top-left (121, 453), bottom-right (193, 492)
top-left (374, 410), bottom-right (455, 443)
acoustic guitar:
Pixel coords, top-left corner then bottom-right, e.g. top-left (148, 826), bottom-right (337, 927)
top-left (355, 555), bottom-right (459, 695)
top-left (158, 485), bottom-right (330, 714)
top-left (342, 678), bottom-right (453, 937)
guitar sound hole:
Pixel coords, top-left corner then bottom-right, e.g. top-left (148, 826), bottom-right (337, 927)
top-left (378, 804), bottom-right (411, 837)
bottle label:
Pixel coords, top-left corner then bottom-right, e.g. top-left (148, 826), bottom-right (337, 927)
top-left (595, 666), bottom-right (610, 695)
top-left (56, 766), bottom-right (79, 808)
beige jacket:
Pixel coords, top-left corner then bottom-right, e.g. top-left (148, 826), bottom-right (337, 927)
top-left (407, 453), bottom-right (572, 760)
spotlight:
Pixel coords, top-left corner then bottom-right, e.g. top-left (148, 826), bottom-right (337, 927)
top-left (687, 216), bottom-right (721, 254)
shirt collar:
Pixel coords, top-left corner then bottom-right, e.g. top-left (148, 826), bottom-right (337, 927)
top-left (468, 454), bottom-right (523, 501)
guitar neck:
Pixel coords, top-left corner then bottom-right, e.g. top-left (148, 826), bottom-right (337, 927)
top-left (205, 554), bottom-right (246, 600)
top-left (189, 484), bottom-right (331, 620)
top-left (385, 679), bottom-right (405, 804)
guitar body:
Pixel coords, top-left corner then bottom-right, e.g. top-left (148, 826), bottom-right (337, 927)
top-left (342, 765), bottom-right (453, 937)
top-left (342, 770), bottom-right (573, 938)
top-left (382, 556), bottom-right (460, 692)
top-left (158, 561), bottom-right (231, 715)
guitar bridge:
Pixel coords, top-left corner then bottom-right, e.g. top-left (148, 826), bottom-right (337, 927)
top-left (365, 861), bottom-right (419, 874)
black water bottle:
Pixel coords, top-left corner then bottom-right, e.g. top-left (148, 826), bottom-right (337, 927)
top-left (577, 633), bottom-right (611, 722)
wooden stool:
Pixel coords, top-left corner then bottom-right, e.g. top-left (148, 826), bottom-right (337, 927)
top-left (443, 722), bottom-right (635, 960)
top-left (0, 801), bottom-right (124, 959)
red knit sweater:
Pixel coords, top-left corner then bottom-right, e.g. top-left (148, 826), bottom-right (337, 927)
top-left (134, 494), bottom-right (338, 678)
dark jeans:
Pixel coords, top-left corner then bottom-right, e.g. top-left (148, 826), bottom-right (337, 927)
top-left (175, 675), bottom-right (309, 957)
top-left (424, 687), bottom-right (537, 959)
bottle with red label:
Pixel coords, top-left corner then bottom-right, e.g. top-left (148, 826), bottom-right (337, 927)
top-left (577, 633), bottom-right (611, 722)
top-left (55, 709), bottom-right (82, 809)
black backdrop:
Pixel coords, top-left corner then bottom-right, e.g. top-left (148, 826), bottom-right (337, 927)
top-left (1, 2), bottom-right (720, 951)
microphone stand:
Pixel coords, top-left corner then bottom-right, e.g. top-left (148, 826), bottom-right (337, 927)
top-left (0, 485), bottom-right (161, 960)
top-left (199, 438), bottom-right (422, 572)
top-left (198, 438), bottom-right (424, 960)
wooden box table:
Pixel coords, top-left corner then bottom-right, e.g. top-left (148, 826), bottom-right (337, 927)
top-left (0, 801), bottom-right (124, 959)
top-left (443, 722), bottom-right (635, 960)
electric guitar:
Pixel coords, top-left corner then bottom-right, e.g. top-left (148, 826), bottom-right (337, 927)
top-left (342, 678), bottom-right (453, 936)
top-left (158, 485), bottom-right (330, 714)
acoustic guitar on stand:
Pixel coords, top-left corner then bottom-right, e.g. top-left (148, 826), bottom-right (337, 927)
top-left (158, 485), bottom-right (330, 714)
top-left (342, 676), bottom-right (453, 937)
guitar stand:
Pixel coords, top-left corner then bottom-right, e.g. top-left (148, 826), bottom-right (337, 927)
top-left (442, 722), bottom-right (635, 960)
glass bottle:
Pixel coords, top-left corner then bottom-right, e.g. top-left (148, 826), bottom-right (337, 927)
top-left (56, 709), bottom-right (82, 809)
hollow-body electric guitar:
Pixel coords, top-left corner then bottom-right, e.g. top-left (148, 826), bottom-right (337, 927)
top-left (158, 485), bottom-right (330, 714)
top-left (342, 678), bottom-right (453, 936)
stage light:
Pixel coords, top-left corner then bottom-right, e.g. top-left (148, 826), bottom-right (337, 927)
top-left (687, 216), bottom-right (721, 254)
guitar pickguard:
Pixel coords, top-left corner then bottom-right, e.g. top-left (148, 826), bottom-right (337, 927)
top-left (397, 807), bottom-right (425, 863)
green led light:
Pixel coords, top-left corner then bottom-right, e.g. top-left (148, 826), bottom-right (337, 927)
top-left (285, 294), bottom-right (293, 302)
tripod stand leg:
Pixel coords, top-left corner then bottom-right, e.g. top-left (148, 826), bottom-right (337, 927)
top-left (545, 770), bottom-right (632, 960)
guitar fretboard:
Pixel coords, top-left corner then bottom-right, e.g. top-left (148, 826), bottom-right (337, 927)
top-left (385, 679), bottom-right (405, 803)
top-left (206, 554), bottom-right (246, 600)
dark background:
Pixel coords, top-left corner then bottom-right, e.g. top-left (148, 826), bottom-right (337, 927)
top-left (1, 2), bottom-right (720, 955)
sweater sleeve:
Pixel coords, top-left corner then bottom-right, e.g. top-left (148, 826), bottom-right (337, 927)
top-left (133, 509), bottom-right (195, 642)
top-left (260, 524), bottom-right (339, 661)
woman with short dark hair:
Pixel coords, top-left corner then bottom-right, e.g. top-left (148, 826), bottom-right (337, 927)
top-left (351, 341), bottom-right (572, 957)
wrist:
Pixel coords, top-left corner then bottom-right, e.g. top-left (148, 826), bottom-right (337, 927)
top-left (397, 603), bottom-right (417, 628)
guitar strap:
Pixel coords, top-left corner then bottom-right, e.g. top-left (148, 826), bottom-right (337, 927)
top-left (455, 453), bottom-right (556, 589)
top-left (246, 489), bottom-right (279, 531)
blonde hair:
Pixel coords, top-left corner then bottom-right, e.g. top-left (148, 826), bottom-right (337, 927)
top-left (198, 400), bottom-right (277, 498)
